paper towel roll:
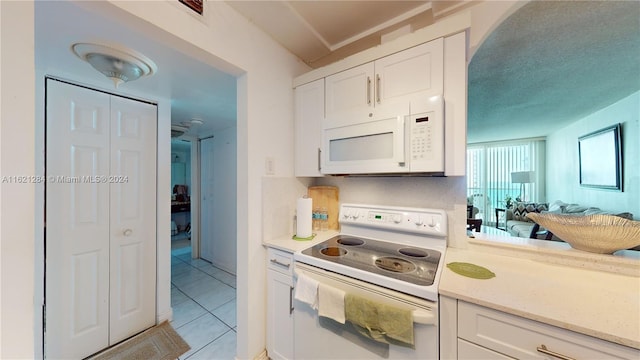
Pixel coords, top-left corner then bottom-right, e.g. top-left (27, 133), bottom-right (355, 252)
top-left (296, 197), bottom-right (313, 238)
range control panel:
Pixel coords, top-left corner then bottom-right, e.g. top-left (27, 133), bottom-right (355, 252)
top-left (339, 203), bottom-right (447, 237)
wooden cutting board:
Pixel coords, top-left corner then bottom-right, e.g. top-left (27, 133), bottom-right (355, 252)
top-left (307, 186), bottom-right (339, 230)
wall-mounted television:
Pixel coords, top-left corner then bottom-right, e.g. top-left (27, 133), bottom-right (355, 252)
top-left (578, 123), bottom-right (622, 191)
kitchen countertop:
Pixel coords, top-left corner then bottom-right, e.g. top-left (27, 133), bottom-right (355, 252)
top-left (263, 230), bottom-right (340, 253)
top-left (440, 235), bottom-right (640, 349)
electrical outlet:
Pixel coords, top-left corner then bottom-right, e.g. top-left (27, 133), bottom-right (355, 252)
top-left (265, 157), bottom-right (275, 175)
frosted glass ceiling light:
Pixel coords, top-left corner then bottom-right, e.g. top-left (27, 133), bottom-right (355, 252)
top-left (72, 43), bottom-right (157, 88)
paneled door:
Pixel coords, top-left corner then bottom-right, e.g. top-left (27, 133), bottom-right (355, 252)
top-left (45, 79), bottom-right (157, 359)
top-left (108, 95), bottom-right (157, 344)
top-left (199, 136), bottom-right (215, 263)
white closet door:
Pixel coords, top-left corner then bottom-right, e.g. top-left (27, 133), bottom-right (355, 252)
top-left (46, 80), bottom-right (111, 359)
top-left (108, 96), bottom-right (157, 344)
top-left (46, 80), bottom-right (157, 358)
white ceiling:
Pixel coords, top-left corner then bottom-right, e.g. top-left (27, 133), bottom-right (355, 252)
top-left (34, 1), bottom-right (639, 143)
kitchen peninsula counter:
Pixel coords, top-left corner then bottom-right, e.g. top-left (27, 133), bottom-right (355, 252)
top-left (440, 234), bottom-right (640, 350)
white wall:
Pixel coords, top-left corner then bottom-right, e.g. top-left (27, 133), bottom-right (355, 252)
top-left (205, 126), bottom-right (237, 274)
top-left (0, 2), bottom-right (36, 358)
top-left (547, 91), bottom-right (640, 219)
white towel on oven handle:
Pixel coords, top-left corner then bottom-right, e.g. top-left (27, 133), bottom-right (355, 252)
top-left (318, 282), bottom-right (346, 324)
top-left (294, 272), bottom-right (319, 310)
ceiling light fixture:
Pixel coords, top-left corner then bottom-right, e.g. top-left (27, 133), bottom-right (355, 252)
top-left (72, 43), bottom-right (157, 88)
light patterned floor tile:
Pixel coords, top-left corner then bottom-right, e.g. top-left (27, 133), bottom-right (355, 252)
top-left (171, 288), bottom-right (190, 306)
top-left (171, 298), bottom-right (208, 329)
top-left (185, 329), bottom-right (236, 360)
top-left (192, 284), bottom-right (236, 312)
top-left (180, 276), bottom-right (226, 299)
top-left (199, 266), bottom-right (237, 289)
top-left (175, 313), bottom-right (231, 359)
top-left (211, 299), bottom-right (236, 328)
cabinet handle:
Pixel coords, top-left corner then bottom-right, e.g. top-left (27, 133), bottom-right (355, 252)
top-left (289, 286), bottom-right (295, 314)
top-left (367, 76), bottom-right (372, 105)
top-left (270, 258), bottom-right (291, 269)
top-left (317, 148), bottom-right (321, 172)
top-left (536, 345), bottom-right (575, 360)
top-left (376, 74), bottom-right (381, 104)
top-left (123, 229), bottom-right (133, 236)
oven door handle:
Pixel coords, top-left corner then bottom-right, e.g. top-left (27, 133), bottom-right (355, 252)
top-left (412, 310), bottom-right (436, 325)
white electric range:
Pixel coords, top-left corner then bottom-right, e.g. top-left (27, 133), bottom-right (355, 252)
top-left (292, 203), bottom-right (448, 360)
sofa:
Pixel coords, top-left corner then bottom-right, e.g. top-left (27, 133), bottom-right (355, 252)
top-left (505, 200), bottom-right (634, 240)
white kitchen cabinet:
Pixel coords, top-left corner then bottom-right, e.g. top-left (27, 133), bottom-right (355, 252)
top-left (458, 339), bottom-right (514, 359)
top-left (324, 38), bottom-right (443, 121)
top-left (441, 297), bottom-right (639, 360)
top-left (294, 78), bottom-right (324, 176)
top-left (266, 247), bottom-right (295, 360)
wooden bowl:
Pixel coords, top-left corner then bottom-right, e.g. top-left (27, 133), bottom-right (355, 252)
top-left (526, 212), bottom-right (640, 254)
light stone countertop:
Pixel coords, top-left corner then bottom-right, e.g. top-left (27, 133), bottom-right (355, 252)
top-left (440, 235), bottom-right (640, 349)
top-left (263, 230), bottom-right (340, 253)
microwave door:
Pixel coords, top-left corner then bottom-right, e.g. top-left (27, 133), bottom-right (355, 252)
top-left (322, 115), bottom-right (406, 174)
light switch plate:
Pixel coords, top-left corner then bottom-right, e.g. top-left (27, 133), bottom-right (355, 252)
top-left (265, 157), bottom-right (275, 175)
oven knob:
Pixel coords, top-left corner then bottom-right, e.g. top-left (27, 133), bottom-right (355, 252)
top-left (414, 216), bottom-right (424, 226)
top-left (392, 215), bottom-right (402, 223)
top-left (352, 211), bottom-right (361, 220)
top-left (428, 217), bottom-right (437, 227)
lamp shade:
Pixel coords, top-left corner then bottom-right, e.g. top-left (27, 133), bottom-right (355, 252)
top-left (511, 171), bottom-right (535, 184)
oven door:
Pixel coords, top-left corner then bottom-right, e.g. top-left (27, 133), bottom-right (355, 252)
top-left (322, 104), bottom-right (408, 175)
top-left (293, 263), bottom-right (439, 360)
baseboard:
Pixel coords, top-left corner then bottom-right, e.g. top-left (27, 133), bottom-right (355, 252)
top-left (246, 349), bottom-right (268, 360)
top-left (157, 308), bottom-right (173, 324)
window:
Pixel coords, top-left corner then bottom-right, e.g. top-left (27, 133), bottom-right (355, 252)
top-left (467, 139), bottom-right (546, 225)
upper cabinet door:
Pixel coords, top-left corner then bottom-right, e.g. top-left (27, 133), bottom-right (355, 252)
top-left (375, 38), bottom-right (444, 106)
top-left (295, 79), bottom-right (325, 177)
top-left (325, 62), bottom-right (375, 119)
top-left (324, 38), bottom-right (444, 122)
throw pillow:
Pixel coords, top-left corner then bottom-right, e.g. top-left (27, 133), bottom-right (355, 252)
top-left (512, 202), bottom-right (549, 222)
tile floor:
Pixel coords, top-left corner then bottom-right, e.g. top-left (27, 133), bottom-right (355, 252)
top-left (171, 239), bottom-right (237, 360)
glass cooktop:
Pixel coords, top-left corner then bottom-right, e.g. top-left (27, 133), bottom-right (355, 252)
top-left (301, 235), bottom-right (441, 286)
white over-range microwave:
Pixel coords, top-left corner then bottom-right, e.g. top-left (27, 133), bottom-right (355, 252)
top-left (321, 95), bottom-right (444, 175)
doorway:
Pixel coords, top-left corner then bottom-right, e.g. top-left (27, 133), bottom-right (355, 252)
top-left (171, 139), bottom-right (192, 252)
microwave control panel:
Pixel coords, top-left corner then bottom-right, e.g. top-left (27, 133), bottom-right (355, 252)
top-left (408, 97), bottom-right (444, 172)
top-left (410, 113), bottom-right (434, 160)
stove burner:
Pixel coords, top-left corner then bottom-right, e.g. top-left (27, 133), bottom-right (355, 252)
top-left (375, 257), bottom-right (416, 273)
top-left (336, 237), bottom-right (365, 246)
top-left (321, 247), bottom-right (347, 257)
top-left (398, 247), bottom-right (429, 258)
top-left (300, 235), bottom-right (441, 288)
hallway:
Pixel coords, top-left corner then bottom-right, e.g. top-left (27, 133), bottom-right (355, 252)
top-left (171, 243), bottom-right (237, 359)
